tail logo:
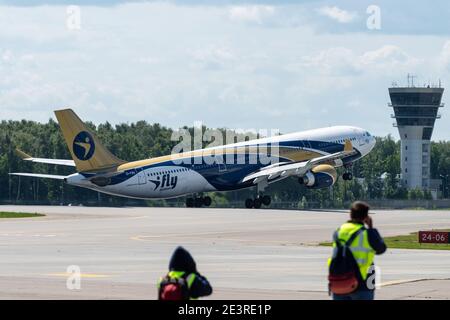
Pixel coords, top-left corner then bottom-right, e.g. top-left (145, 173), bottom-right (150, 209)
top-left (73, 131), bottom-right (95, 161)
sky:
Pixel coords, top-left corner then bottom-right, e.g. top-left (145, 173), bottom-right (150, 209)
top-left (0, 0), bottom-right (449, 140)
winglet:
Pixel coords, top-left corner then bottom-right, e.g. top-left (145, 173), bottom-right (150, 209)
top-left (344, 139), bottom-right (353, 152)
top-left (15, 148), bottom-right (32, 160)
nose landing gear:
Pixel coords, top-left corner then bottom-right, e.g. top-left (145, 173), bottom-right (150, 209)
top-left (342, 162), bottom-right (353, 181)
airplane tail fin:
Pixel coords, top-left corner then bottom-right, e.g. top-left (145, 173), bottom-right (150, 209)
top-left (54, 108), bottom-right (125, 172)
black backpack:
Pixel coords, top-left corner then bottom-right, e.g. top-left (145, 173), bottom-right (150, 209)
top-left (158, 274), bottom-right (190, 300)
top-left (328, 227), bottom-right (365, 295)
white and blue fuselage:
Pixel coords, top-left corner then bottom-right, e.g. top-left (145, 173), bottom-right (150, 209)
top-left (66, 126), bottom-right (375, 200)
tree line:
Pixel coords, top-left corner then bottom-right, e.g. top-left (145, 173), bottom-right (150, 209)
top-left (0, 119), bottom-right (448, 208)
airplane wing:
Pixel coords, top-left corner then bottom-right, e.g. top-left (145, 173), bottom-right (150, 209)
top-left (9, 172), bottom-right (67, 180)
top-left (16, 149), bottom-right (76, 167)
top-left (242, 140), bottom-right (356, 184)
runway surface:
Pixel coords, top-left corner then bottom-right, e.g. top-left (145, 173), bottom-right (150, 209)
top-left (0, 205), bottom-right (450, 299)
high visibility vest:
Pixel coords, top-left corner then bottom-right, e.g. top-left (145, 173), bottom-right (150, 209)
top-left (328, 222), bottom-right (375, 280)
top-left (167, 271), bottom-right (196, 287)
top-left (157, 271), bottom-right (197, 299)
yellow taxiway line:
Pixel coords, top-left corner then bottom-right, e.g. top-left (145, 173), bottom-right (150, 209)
top-left (46, 273), bottom-right (110, 278)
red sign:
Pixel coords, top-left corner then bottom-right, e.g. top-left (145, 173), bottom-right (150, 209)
top-left (418, 231), bottom-right (450, 244)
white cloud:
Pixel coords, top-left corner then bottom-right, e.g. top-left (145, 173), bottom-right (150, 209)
top-left (1, 50), bottom-right (14, 63)
top-left (0, 3), bottom-right (448, 140)
top-left (359, 45), bottom-right (416, 65)
top-left (295, 45), bottom-right (420, 77)
top-left (136, 56), bottom-right (162, 65)
top-left (228, 5), bottom-right (275, 24)
top-left (189, 45), bottom-right (236, 70)
top-left (439, 40), bottom-right (450, 70)
top-left (355, 45), bottom-right (422, 78)
top-left (317, 6), bottom-right (356, 23)
top-left (293, 47), bottom-right (359, 76)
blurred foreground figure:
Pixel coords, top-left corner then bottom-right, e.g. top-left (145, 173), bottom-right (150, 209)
top-left (328, 201), bottom-right (387, 300)
top-left (158, 246), bottom-right (212, 300)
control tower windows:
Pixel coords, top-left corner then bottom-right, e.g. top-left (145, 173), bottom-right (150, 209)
top-left (422, 128), bottom-right (433, 140)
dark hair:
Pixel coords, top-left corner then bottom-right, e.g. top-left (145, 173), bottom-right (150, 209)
top-left (350, 201), bottom-right (369, 221)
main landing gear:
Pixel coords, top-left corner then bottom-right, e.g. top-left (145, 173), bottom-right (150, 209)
top-left (245, 180), bottom-right (271, 209)
top-left (186, 195), bottom-right (212, 208)
top-left (342, 163), bottom-right (353, 181)
top-left (245, 195), bottom-right (271, 209)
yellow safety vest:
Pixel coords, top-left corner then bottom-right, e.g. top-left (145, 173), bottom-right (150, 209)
top-left (157, 271), bottom-right (197, 299)
top-left (328, 222), bottom-right (375, 280)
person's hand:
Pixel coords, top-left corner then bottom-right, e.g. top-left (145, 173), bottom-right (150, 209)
top-left (364, 215), bottom-right (373, 229)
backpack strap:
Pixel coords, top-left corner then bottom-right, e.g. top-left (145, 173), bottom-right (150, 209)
top-left (345, 227), bottom-right (366, 247)
top-left (333, 228), bottom-right (341, 247)
top-left (333, 226), bottom-right (365, 247)
top-left (186, 273), bottom-right (196, 288)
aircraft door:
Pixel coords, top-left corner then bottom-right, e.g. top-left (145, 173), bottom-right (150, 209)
top-left (137, 168), bottom-right (147, 185)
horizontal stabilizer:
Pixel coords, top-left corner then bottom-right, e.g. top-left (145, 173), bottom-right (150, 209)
top-left (9, 172), bottom-right (67, 180)
top-left (15, 149), bottom-right (75, 167)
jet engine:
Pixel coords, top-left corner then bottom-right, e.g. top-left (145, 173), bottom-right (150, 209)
top-left (298, 164), bottom-right (337, 189)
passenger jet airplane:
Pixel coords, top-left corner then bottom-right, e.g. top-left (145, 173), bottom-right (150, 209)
top-left (11, 109), bottom-right (375, 208)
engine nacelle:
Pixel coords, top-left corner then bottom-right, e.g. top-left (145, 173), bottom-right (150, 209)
top-left (301, 164), bottom-right (337, 189)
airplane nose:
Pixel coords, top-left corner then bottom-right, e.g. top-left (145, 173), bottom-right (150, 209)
top-left (369, 136), bottom-right (376, 151)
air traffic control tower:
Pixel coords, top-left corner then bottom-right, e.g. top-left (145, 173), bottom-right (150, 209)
top-left (389, 78), bottom-right (444, 190)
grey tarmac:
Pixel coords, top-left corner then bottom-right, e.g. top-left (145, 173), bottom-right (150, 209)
top-left (0, 205), bottom-right (449, 299)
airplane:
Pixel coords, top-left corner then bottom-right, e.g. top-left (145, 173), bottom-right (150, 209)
top-left (10, 109), bottom-right (376, 208)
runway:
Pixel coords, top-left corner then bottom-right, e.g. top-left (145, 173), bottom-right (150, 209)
top-left (0, 205), bottom-right (450, 299)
